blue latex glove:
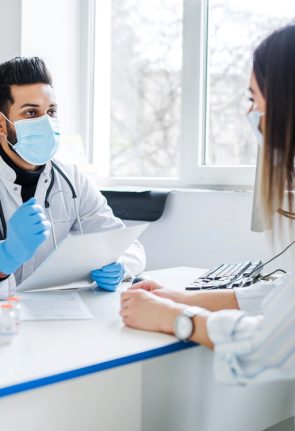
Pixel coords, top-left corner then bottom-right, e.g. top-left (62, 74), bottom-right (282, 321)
top-left (91, 262), bottom-right (125, 292)
top-left (0, 197), bottom-right (51, 274)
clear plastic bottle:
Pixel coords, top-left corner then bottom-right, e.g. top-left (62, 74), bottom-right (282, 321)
top-left (8, 296), bottom-right (21, 332)
top-left (0, 303), bottom-right (16, 345)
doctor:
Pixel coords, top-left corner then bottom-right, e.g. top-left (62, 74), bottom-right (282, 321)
top-left (0, 56), bottom-right (145, 297)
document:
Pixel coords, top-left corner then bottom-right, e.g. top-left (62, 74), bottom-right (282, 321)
top-left (18, 223), bottom-right (148, 292)
top-left (20, 292), bottom-right (93, 321)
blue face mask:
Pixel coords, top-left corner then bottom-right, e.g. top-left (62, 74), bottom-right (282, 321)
top-left (247, 109), bottom-right (265, 146)
top-left (2, 114), bottom-right (60, 165)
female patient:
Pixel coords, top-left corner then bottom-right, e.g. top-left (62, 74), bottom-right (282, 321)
top-left (120, 24), bottom-right (295, 384)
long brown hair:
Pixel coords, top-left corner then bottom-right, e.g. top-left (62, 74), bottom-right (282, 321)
top-left (253, 25), bottom-right (295, 226)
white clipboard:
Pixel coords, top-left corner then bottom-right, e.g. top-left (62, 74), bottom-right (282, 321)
top-left (17, 223), bottom-right (148, 292)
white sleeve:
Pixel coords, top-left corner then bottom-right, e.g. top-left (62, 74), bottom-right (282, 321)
top-left (72, 167), bottom-right (146, 277)
top-left (207, 272), bottom-right (295, 385)
top-left (0, 274), bottom-right (16, 299)
top-left (118, 241), bottom-right (146, 279)
top-left (234, 279), bottom-right (277, 314)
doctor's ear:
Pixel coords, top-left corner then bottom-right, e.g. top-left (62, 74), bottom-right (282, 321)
top-left (0, 113), bottom-right (8, 135)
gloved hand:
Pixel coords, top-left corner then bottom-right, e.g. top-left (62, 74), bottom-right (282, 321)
top-left (91, 261), bottom-right (125, 292)
top-left (0, 197), bottom-right (51, 274)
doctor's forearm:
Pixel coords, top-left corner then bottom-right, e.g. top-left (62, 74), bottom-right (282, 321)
top-left (121, 241), bottom-right (146, 278)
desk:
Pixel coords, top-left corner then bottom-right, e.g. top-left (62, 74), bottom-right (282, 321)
top-left (0, 267), bottom-right (295, 431)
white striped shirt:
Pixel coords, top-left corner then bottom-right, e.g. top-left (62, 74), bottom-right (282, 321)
top-left (207, 273), bottom-right (295, 384)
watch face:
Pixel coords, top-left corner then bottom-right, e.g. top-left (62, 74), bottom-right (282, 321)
top-left (175, 315), bottom-right (193, 341)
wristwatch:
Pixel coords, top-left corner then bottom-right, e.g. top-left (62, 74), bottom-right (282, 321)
top-left (174, 306), bottom-right (206, 341)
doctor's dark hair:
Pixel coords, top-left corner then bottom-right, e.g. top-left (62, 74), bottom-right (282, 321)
top-left (0, 57), bottom-right (52, 116)
top-left (253, 24), bottom-right (295, 225)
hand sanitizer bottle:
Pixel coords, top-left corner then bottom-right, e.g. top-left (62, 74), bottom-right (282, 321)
top-left (0, 304), bottom-right (16, 345)
top-left (8, 296), bottom-right (21, 332)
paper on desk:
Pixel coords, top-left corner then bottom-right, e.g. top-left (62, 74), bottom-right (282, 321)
top-left (19, 292), bottom-right (93, 321)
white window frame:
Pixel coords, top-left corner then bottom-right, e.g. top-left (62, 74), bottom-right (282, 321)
top-left (83, 0), bottom-right (256, 189)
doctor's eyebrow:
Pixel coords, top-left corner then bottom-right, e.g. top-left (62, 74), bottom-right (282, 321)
top-left (248, 87), bottom-right (255, 94)
top-left (19, 103), bottom-right (57, 109)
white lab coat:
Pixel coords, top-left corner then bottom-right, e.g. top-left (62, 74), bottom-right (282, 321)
top-left (0, 156), bottom-right (146, 297)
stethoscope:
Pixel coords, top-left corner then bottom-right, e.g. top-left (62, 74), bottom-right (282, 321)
top-left (0, 160), bottom-right (84, 248)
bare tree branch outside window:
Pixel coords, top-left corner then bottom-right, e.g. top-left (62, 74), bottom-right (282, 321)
top-left (207, 0), bottom-right (293, 165)
top-left (109, 0), bottom-right (293, 177)
top-left (110, 0), bottom-right (182, 177)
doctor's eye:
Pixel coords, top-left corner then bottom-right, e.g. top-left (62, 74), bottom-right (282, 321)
top-left (48, 109), bottom-right (57, 117)
top-left (24, 110), bottom-right (36, 118)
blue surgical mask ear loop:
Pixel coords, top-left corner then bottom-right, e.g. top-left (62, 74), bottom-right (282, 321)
top-left (45, 162), bottom-right (84, 249)
top-left (0, 112), bottom-right (16, 148)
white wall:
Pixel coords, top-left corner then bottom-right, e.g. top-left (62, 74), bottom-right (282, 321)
top-left (138, 190), bottom-right (294, 274)
top-left (20, 0), bottom-right (82, 137)
top-left (0, 0), bottom-right (22, 61)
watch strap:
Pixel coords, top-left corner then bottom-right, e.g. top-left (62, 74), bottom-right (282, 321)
top-left (183, 306), bottom-right (207, 319)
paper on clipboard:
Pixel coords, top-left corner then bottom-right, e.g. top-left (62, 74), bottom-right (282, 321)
top-left (17, 223), bottom-right (148, 292)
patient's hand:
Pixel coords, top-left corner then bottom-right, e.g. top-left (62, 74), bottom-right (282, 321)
top-left (120, 289), bottom-right (184, 333)
top-left (128, 280), bottom-right (186, 303)
top-left (128, 279), bottom-right (163, 291)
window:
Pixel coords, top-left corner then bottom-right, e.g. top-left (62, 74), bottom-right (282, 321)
top-left (93, 0), bottom-right (183, 180)
top-left (206, 0), bottom-right (294, 166)
top-left (92, 0), bottom-right (295, 187)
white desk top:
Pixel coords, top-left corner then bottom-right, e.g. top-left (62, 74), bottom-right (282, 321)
top-left (0, 267), bottom-right (205, 397)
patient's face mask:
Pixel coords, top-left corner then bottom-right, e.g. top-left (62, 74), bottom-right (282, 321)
top-left (247, 108), bottom-right (265, 147)
top-left (1, 113), bottom-right (60, 165)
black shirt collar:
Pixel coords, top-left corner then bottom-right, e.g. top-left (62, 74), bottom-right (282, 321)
top-left (0, 144), bottom-right (45, 187)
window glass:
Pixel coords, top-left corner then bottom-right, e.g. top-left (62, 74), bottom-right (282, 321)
top-left (206, 0), bottom-right (293, 165)
top-left (106, 0), bottom-right (183, 177)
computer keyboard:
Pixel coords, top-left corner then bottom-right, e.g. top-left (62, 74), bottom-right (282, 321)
top-left (185, 261), bottom-right (263, 290)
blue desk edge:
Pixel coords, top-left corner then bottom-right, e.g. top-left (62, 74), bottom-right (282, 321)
top-left (0, 341), bottom-right (197, 398)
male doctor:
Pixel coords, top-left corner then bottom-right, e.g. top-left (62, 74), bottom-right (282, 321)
top-left (0, 57), bottom-right (145, 297)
